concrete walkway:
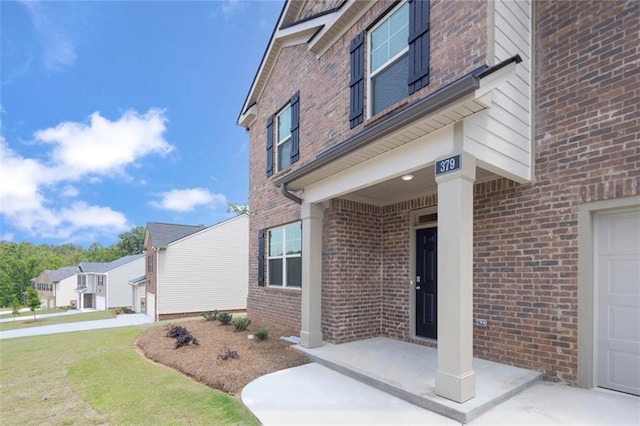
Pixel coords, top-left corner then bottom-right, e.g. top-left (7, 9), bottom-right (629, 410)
top-left (0, 313), bottom-right (153, 339)
top-left (242, 363), bottom-right (640, 425)
top-left (243, 337), bottom-right (640, 425)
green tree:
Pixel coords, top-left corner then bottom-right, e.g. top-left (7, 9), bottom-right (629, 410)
top-left (114, 226), bottom-right (146, 256)
top-left (26, 287), bottom-right (41, 320)
top-left (11, 295), bottom-right (21, 321)
top-left (0, 242), bottom-right (63, 307)
top-left (85, 242), bottom-right (120, 262)
top-left (227, 202), bottom-right (249, 216)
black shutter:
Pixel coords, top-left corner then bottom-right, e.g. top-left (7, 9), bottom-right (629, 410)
top-left (408, 0), bottom-right (430, 94)
top-left (290, 91), bottom-right (300, 163)
top-left (258, 229), bottom-right (265, 286)
top-left (266, 116), bottom-right (274, 177)
top-left (349, 31), bottom-right (365, 128)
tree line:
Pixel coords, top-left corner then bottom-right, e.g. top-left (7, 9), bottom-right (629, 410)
top-left (0, 226), bottom-right (145, 307)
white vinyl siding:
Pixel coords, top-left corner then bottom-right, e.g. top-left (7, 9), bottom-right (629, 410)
top-left (463, 0), bottom-right (532, 183)
top-left (56, 275), bottom-right (78, 308)
top-left (156, 215), bottom-right (249, 315)
top-left (106, 257), bottom-right (144, 309)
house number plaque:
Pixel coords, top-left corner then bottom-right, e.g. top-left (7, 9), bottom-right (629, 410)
top-left (435, 154), bottom-right (461, 176)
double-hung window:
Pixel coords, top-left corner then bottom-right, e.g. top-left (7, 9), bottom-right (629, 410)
top-left (266, 92), bottom-right (300, 176)
top-left (267, 222), bottom-right (302, 288)
top-left (349, 0), bottom-right (430, 127)
top-left (369, 1), bottom-right (409, 116)
top-left (276, 104), bottom-right (293, 171)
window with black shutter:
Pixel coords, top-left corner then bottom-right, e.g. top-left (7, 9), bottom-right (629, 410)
top-left (267, 92), bottom-right (301, 175)
top-left (352, 0), bottom-right (430, 120)
top-left (408, 0), bottom-right (430, 94)
top-left (349, 32), bottom-right (365, 128)
top-left (258, 229), bottom-right (265, 286)
top-left (290, 91), bottom-right (300, 163)
top-left (266, 116), bottom-right (274, 177)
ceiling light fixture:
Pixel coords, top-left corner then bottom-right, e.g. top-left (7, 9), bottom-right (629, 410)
top-left (401, 174), bottom-right (414, 181)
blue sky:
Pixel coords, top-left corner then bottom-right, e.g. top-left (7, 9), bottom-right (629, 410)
top-left (1, 0), bottom-right (283, 246)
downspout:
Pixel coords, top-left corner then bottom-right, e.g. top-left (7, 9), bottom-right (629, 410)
top-left (280, 183), bottom-right (302, 205)
top-left (154, 247), bottom-right (159, 322)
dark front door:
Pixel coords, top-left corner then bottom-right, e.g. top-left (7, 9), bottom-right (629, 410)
top-left (415, 227), bottom-right (437, 339)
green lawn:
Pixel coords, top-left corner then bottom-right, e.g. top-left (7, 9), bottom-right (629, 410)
top-left (0, 308), bottom-right (60, 320)
top-left (0, 325), bottom-right (259, 425)
top-left (0, 310), bottom-right (115, 332)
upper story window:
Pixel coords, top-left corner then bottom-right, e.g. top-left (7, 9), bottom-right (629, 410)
top-left (266, 92), bottom-right (299, 177)
top-left (369, 1), bottom-right (409, 116)
top-left (349, 0), bottom-right (431, 128)
top-left (147, 254), bottom-right (153, 273)
top-left (276, 104), bottom-right (293, 171)
top-left (267, 222), bottom-right (302, 288)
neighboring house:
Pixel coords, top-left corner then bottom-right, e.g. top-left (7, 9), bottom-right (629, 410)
top-left (144, 215), bottom-right (249, 321)
top-left (76, 254), bottom-right (144, 310)
top-left (238, 0), bottom-right (639, 402)
top-left (31, 266), bottom-right (77, 308)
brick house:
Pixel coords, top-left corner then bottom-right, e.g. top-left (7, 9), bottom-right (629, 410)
top-left (238, 0), bottom-right (639, 402)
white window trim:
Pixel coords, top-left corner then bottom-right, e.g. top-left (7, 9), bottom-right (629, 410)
top-left (367, 1), bottom-right (409, 118)
top-left (276, 103), bottom-right (292, 172)
top-left (267, 222), bottom-right (302, 289)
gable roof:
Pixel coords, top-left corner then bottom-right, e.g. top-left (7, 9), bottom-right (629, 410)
top-left (146, 222), bottom-right (206, 249)
top-left (238, 0), bottom-right (375, 129)
top-left (78, 254), bottom-right (143, 273)
top-left (48, 266), bottom-right (77, 282)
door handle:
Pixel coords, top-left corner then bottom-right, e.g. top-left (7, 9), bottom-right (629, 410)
top-left (415, 286), bottom-right (421, 290)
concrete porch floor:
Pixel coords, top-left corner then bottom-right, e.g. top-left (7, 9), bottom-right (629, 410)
top-left (295, 337), bottom-right (542, 423)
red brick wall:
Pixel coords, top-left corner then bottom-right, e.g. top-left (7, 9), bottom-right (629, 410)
top-left (321, 199), bottom-right (383, 342)
top-left (470, 0), bottom-right (639, 384)
top-left (247, 0), bottom-right (488, 337)
top-left (144, 236), bottom-right (157, 295)
top-left (246, 0), bottom-right (639, 386)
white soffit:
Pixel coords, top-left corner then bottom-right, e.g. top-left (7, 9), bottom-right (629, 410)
top-left (287, 92), bottom-right (490, 191)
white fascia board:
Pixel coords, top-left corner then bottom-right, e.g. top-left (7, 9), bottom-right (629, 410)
top-left (475, 61), bottom-right (518, 98)
top-left (309, 0), bottom-right (376, 56)
top-left (275, 13), bottom-right (333, 47)
top-left (238, 104), bottom-right (257, 129)
top-left (303, 126), bottom-right (455, 204)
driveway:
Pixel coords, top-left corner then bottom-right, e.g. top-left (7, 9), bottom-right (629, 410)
top-left (0, 313), bottom-right (153, 340)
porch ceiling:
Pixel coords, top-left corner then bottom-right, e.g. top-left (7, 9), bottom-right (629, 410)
top-left (342, 165), bottom-right (495, 206)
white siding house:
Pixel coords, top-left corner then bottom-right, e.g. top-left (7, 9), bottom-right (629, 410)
top-left (31, 266), bottom-right (77, 308)
top-left (77, 255), bottom-right (144, 310)
top-left (145, 214), bottom-right (249, 320)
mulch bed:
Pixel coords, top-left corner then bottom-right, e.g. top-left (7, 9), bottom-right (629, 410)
top-left (135, 318), bottom-right (309, 395)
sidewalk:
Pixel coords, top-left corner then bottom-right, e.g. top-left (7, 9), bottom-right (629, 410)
top-left (0, 313), bottom-right (153, 339)
top-left (242, 363), bottom-right (640, 425)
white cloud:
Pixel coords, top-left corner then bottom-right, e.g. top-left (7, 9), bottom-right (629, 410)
top-left (210, 0), bottom-right (248, 19)
top-left (0, 109), bottom-right (174, 241)
top-left (149, 188), bottom-right (227, 212)
top-left (61, 185), bottom-right (79, 198)
top-left (36, 109), bottom-right (173, 180)
top-left (21, 1), bottom-right (77, 71)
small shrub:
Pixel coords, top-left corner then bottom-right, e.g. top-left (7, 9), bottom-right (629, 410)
top-left (217, 312), bottom-right (233, 325)
top-left (254, 328), bottom-right (268, 340)
top-left (232, 317), bottom-right (251, 331)
top-left (114, 307), bottom-right (123, 315)
top-left (201, 310), bottom-right (218, 321)
top-left (165, 325), bottom-right (199, 349)
top-left (217, 346), bottom-right (239, 361)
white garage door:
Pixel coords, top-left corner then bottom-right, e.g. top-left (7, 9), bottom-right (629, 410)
top-left (96, 296), bottom-right (106, 311)
top-left (596, 208), bottom-right (640, 396)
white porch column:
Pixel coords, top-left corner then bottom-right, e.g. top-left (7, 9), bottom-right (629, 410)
top-left (435, 152), bottom-right (476, 403)
top-left (300, 201), bottom-right (324, 348)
